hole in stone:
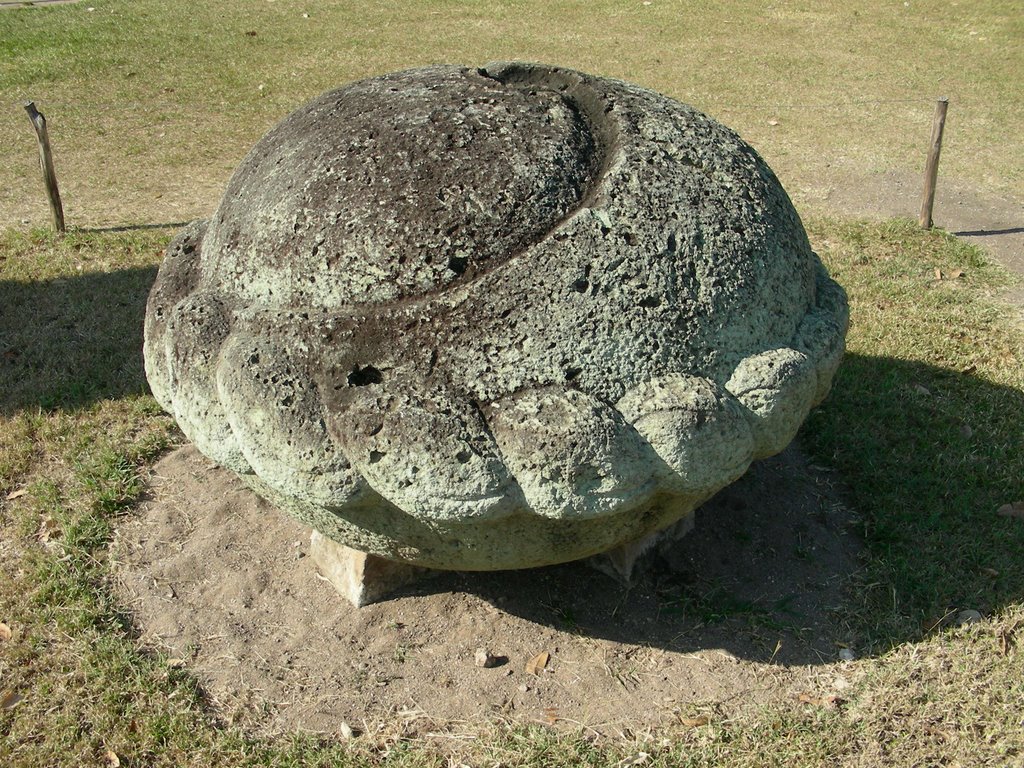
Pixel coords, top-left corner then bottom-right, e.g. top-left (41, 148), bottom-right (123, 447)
top-left (623, 232), bottom-right (638, 246)
top-left (347, 365), bottom-right (383, 387)
top-left (564, 367), bottom-right (582, 381)
top-left (448, 255), bottom-right (468, 275)
top-left (247, 353), bottom-right (260, 365)
top-left (368, 450), bottom-right (385, 464)
top-left (455, 449), bottom-right (472, 464)
top-left (572, 278), bottom-right (589, 293)
top-left (368, 423), bottom-right (383, 436)
top-left (667, 232), bottom-right (677, 253)
top-left (639, 296), bottom-right (662, 308)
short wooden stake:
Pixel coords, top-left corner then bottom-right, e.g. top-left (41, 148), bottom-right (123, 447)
top-left (919, 97), bottom-right (949, 230)
top-left (23, 100), bottom-right (66, 234)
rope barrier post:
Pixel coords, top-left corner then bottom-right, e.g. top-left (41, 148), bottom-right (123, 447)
top-left (919, 97), bottom-right (949, 230)
top-left (23, 100), bottom-right (66, 235)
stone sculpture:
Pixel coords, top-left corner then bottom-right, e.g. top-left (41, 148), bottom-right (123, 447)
top-left (144, 62), bottom-right (848, 574)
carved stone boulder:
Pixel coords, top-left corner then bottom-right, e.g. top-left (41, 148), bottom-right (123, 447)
top-left (144, 62), bottom-right (848, 571)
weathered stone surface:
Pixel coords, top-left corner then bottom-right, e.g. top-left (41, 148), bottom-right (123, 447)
top-left (144, 62), bottom-right (848, 571)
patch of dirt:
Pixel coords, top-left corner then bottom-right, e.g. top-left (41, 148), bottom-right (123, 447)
top-left (112, 443), bottom-right (861, 737)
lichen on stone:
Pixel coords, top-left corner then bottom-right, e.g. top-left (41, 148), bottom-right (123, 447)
top-left (144, 62), bottom-right (849, 570)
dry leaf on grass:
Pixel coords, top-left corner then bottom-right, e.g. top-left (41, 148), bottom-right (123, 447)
top-left (0, 622), bottom-right (11, 642)
top-left (525, 651), bottom-right (550, 675)
top-left (103, 748), bottom-right (121, 767)
top-left (996, 621), bottom-right (1019, 656)
top-left (934, 267), bottom-right (943, 280)
top-left (36, 516), bottom-right (61, 543)
top-left (1, 689), bottom-right (23, 710)
top-left (543, 706), bottom-right (559, 725)
top-left (679, 714), bottom-right (710, 727)
top-left (997, 502), bottom-right (1024, 519)
top-left (949, 269), bottom-right (964, 279)
top-left (5, 488), bottom-right (27, 501)
top-left (798, 692), bottom-right (845, 709)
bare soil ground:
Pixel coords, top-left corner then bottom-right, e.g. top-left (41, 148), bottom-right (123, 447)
top-left (112, 442), bottom-right (861, 737)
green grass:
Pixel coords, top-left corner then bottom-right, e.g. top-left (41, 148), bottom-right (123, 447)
top-left (1, 220), bottom-right (1022, 766)
top-left (805, 219), bottom-right (1024, 645)
top-left (2, 0), bottom-right (1022, 228)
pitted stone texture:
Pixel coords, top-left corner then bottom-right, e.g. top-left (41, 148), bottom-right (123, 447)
top-left (144, 62), bottom-right (849, 571)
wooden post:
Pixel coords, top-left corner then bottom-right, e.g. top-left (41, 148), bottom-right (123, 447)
top-left (919, 97), bottom-right (949, 230)
top-left (23, 100), bottom-right (66, 234)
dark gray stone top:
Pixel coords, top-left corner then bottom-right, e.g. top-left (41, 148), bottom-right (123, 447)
top-left (207, 66), bottom-right (597, 305)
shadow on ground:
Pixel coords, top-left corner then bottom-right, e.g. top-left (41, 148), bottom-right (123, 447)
top-left (374, 351), bottom-right (1024, 665)
top-left (415, 443), bottom-right (860, 667)
top-left (955, 226), bottom-right (1024, 238)
top-left (0, 265), bottom-right (157, 413)
top-left (79, 222), bottom-right (192, 234)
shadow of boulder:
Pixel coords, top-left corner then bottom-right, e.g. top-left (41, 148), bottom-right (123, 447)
top-left (0, 265), bottom-right (157, 413)
top-left (401, 352), bottom-right (1024, 662)
top-left (414, 441), bottom-right (860, 667)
